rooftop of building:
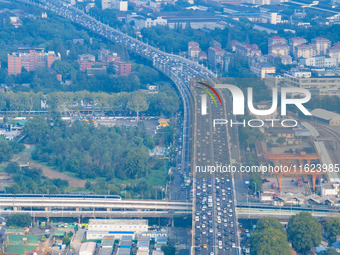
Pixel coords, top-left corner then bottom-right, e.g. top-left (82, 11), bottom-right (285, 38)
top-left (311, 108), bottom-right (340, 120)
top-left (89, 219), bottom-right (148, 225)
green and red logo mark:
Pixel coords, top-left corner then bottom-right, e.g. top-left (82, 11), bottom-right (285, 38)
top-left (196, 82), bottom-right (222, 115)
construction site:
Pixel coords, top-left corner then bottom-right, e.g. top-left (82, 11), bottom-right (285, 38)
top-left (255, 121), bottom-right (340, 207)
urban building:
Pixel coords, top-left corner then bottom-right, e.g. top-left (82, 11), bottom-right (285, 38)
top-left (269, 43), bottom-right (290, 56)
top-left (312, 37), bottom-right (331, 56)
top-left (261, 12), bottom-right (281, 24)
top-left (289, 37), bottom-right (307, 55)
top-left (79, 54), bottom-right (96, 62)
top-left (284, 77), bottom-right (340, 96)
top-left (232, 41), bottom-right (261, 57)
top-left (311, 108), bottom-right (340, 125)
top-left (299, 56), bottom-right (337, 68)
top-left (166, 16), bottom-right (223, 30)
top-left (188, 41), bottom-right (201, 61)
top-left (280, 55), bottom-right (293, 65)
top-left (268, 36), bottom-right (287, 47)
top-left (127, 15), bottom-right (167, 28)
top-left (320, 182), bottom-right (340, 196)
top-left (284, 68), bottom-right (312, 78)
top-left (328, 42), bottom-right (340, 61)
top-left (294, 44), bottom-right (316, 59)
top-left (8, 48), bottom-right (61, 75)
top-left (208, 47), bottom-right (225, 69)
top-left (86, 219), bottom-right (148, 240)
top-left (210, 40), bottom-right (222, 49)
top-left (198, 51), bottom-right (207, 62)
top-left (112, 61), bottom-right (131, 76)
top-left (251, 62), bottom-right (276, 78)
top-left (102, 0), bottom-right (128, 11)
top-left (79, 242), bottom-right (97, 255)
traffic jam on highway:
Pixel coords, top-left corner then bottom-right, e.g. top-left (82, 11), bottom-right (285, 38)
top-left (194, 177), bottom-right (239, 255)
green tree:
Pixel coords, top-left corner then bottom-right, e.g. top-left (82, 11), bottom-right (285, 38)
top-left (62, 236), bottom-right (71, 245)
top-left (251, 226), bottom-right (291, 255)
top-left (324, 218), bottom-right (340, 244)
top-left (249, 173), bottom-right (262, 194)
top-left (320, 248), bottom-right (339, 255)
top-left (287, 212), bottom-right (321, 254)
top-left (51, 60), bottom-right (74, 76)
top-left (5, 162), bottom-right (20, 175)
top-left (0, 138), bottom-right (13, 163)
top-left (161, 244), bottom-right (176, 255)
top-left (124, 148), bottom-right (149, 179)
top-left (256, 217), bottom-right (285, 234)
top-left (6, 214), bottom-right (32, 227)
top-left (127, 92), bottom-right (149, 120)
top-left (23, 117), bottom-right (49, 143)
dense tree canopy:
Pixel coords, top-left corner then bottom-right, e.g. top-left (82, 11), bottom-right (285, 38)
top-left (251, 217), bottom-right (291, 255)
top-left (0, 86), bottom-right (180, 118)
top-left (0, 136), bottom-right (25, 163)
top-left (324, 218), bottom-right (340, 244)
top-left (25, 117), bottom-right (160, 180)
top-left (6, 214), bottom-right (32, 228)
top-left (287, 212), bottom-right (322, 254)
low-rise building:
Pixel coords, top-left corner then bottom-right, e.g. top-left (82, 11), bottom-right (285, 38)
top-left (311, 108), bottom-right (340, 126)
top-left (285, 77), bottom-right (340, 96)
top-left (79, 54), bottom-right (96, 62)
top-left (112, 61), bottom-right (131, 76)
top-left (251, 62), bottom-right (276, 78)
top-left (79, 242), bottom-right (97, 255)
top-left (233, 41), bottom-right (261, 57)
top-left (261, 12), bottom-right (281, 24)
top-left (127, 15), bottom-right (167, 28)
top-left (321, 182), bottom-right (340, 196)
top-left (87, 219), bottom-right (148, 240)
top-left (299, 56), bottom-right (338, 68)
top-left (102, 0), bottom-right (128, 11)
top-left (166, 16), bottom-right (223, 30)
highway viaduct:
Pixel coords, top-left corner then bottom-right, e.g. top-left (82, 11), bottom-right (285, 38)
top-left (0, 197), bottom-right (337, 219)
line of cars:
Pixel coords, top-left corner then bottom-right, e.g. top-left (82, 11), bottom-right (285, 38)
top-left (195, 177), bottom-right (238, 255)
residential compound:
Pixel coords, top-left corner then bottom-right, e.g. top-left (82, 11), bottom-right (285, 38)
top-left (78, 49), bottom-right (131, 76)
top-left (8, 48), bottom-right (61, 75)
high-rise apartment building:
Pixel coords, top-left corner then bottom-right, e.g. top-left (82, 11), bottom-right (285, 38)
top-left (8, 48), bottom-right (61, 75)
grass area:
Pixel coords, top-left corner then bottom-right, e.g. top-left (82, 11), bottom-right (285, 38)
top-left (0, 165), bottom-right (5, 172)
top-left (9, 234), bottom-right (42, 244)
top-left (144, 169), bottom-right (168, 187)
top-left (5, 245), bottom-right (36, 255)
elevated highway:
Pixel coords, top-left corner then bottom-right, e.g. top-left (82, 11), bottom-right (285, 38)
top-left (0, 196), bottom-right (337, 218)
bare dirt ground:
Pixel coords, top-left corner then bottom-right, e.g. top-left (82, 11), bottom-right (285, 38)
top-left (28, 161), bottom-right (86, 188)
top-left (12, 145), bottom-right (86, 188)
